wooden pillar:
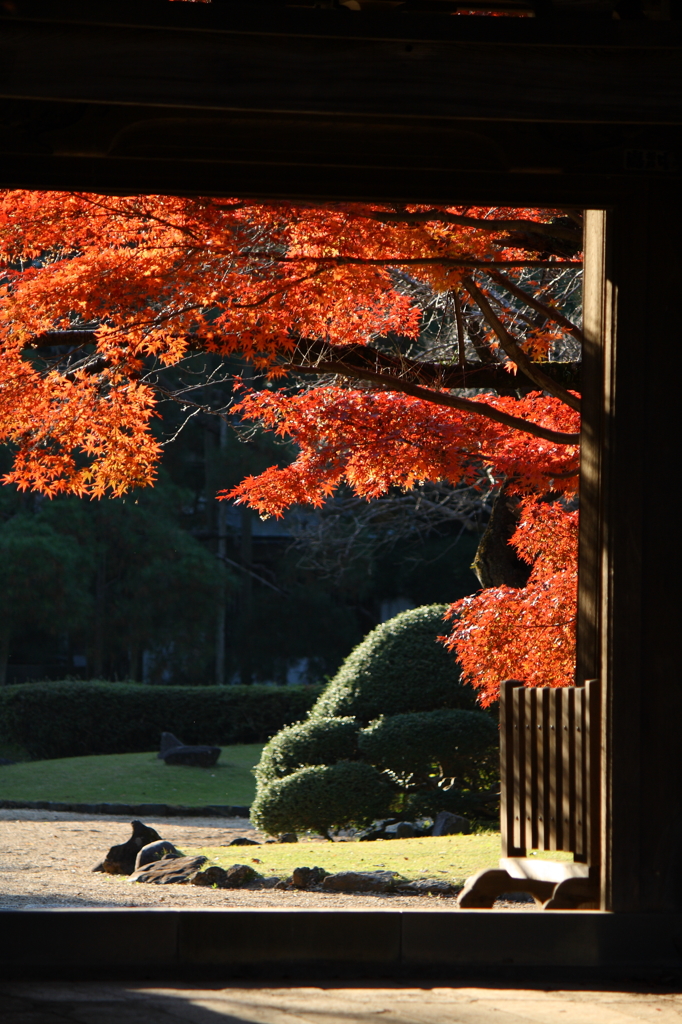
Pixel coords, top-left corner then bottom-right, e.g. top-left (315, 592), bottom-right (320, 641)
top-left (581, 192), bottom-right (682, 912)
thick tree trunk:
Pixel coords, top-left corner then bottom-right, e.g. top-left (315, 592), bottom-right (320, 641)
top-left (472, 487), bottom-right (532, 589)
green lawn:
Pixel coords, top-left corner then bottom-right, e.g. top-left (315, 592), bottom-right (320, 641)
top-left (195, 833), bottom-right (501, 885)
top-left (0, 745), bottom-right (263, 806)
top-left (194, 834), bottom-right (573, 886)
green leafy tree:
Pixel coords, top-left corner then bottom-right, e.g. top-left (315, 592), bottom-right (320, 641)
top-left (0, 512), bottom-right (91, 684)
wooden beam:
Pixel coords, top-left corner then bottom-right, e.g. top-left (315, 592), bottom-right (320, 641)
top-left (2, 1), bottom-right (682, 126)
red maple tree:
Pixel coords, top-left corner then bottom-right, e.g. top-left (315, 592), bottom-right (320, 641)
top-left (0, 191), bottom-right (582, 702)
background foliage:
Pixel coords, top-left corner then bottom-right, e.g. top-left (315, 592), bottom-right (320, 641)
top-left (0, 681), bottom-right (322, 760)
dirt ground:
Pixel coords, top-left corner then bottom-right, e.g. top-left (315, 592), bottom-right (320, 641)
top-left (1, 808), bottom-right (531, 910)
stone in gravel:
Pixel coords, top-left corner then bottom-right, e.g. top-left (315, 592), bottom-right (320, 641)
top-left (134, 839), bottom-right (180, 871)
top-left (201, 863), bottom-right (259, 887)
top-left (431, 810), bottom-right (471, 836)
top-left (228, 836), bottom-right (260, 846)
top-left (130, 854), bottom-right (207, 884)
top-left (397, 878), bottom-right (457, 896)
top-left (191, 865), bottom-right (229, 887)
top-left (291, 866), bottom-right (329, 889)
top-left (278, 832), bottom-right (298, 843)
top-left (93, 820), bottom-right (163, 875)
top-left (321, 870), bottom-right (398, 893)
top-left (260, 876), bottom-right (281, 888)
top-left (158, 731), bottom-right (221, 768)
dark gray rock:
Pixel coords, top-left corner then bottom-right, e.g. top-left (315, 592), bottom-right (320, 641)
top-left (134, 839), bottom-right (180, 871)
top-left (130, 854), bottom-right (207, 884)
top-left (158, 732), bottom-right (184, 757)
top-left (164, 747), bottom-right (221, 768)
top-left (397, 878), bottom-right (457, 896)
top-left (384, 821), bottom-right (427, 839)
top-left (356, 818), bottom-right (401, 841)
top-left (191, 865), bottom-right (229, 887)
top-left (321, 870), bottom-right (399, 893)
top-left (291, 865), bottom-right (329, 889)
top-left (432, 811), bottom-right (471, 837)
top-left (260, 876), bottom-right (281, 888)
top-left (278, 832), bottom-right (298, 843)
top-left (222, 863), bottom-right (260, 887)
top-left (94, 820), bottom-right (163, 875)
top-left (158, 731), bottom-right (221, 768)
top-left (357, 828), bottom-right (387, 842)
top-left (228, 836), bottom-right (260, 846)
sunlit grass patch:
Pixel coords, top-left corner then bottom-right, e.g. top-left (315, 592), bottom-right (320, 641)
top-left (192, 833), bottom-right (577, 886)
top-left (194, 833), bottom-right (500, 885)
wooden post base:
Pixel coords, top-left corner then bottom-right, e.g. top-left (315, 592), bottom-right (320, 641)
top-left (457, 867), bottom-right (599, 910)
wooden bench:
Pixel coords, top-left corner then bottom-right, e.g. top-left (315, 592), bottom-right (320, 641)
top-left (458, 679), bottom-right (601, 909)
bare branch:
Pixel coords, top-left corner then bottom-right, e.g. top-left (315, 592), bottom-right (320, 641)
top-left (369, 210), bottom-right (581, 243)
top-left (239, 253), bottom-right (582, 270)
top-left (489, 270), bottom-right (585, 344)
top-left (291, 338), bottom-right (581, 393)
top-left (462, 277), bottom-right (581, 413)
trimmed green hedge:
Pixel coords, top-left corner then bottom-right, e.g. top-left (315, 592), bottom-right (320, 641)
top-left (358, 708), bottom-right (497, 787)
top-left (310, 604), bottom-right (477, 724)
top-left (0, 681), bottom-right (322, 760)
top-left (255, 716), bottom-right (359, 786)
top-left (250, 761), bottom-right (395, 838)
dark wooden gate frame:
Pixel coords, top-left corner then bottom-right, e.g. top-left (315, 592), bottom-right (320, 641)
top-left (1, 2), bottom-right (682, 944)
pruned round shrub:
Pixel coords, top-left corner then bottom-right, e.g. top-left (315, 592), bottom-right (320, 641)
top-left (250, 761), bottom-right (395, 837)
top-left (254, 716), bottom-right (359, 786)
top-left (358, 708), bottom-right (497, 787)
top-left (310, 604), bottom-right (476, 724)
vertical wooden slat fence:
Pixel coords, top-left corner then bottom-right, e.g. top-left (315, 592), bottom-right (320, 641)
top-left (500, 678), bottom-right (600, 865)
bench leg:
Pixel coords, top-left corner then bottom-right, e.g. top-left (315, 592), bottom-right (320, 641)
top-left (542, 877), bottom-right (600, 910)
top-left (457, 868), bottom-right (556, 908)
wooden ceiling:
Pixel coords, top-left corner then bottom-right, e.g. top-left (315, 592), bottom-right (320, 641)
top-left (1, 0), bottom-right (681, 202)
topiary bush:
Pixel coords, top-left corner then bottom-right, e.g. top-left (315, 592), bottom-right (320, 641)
top-left (255, 716), bottom-right (359, 786)
top-left (250, 761), bottom-right (395, 838)
top-left (358, 708), bottom-right (497, 788)
top-left (0, 681), bottom-right (322, 760)
top-left (310, 604), bottom-right (477, 724)
top-left (251, 604), bottom-right (499, 835)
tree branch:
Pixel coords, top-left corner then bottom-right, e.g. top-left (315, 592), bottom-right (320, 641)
top-left (462, 277), bottom-right (581, 413)
top-left (285, 357), bottom-right (580, 446)
top-left (239, 253), bottom-right (581, 270)
top-left (489, 270), bottom-right (585, 344)
top-left (291, 338), bottom-right (581, 393)
top-left (369, 210), bottom-right (581, 243)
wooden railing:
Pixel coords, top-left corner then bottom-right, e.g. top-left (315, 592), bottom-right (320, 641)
top-left (459, 678), bottom-right (601, 908)
top-left (500, 678), bottom-right (600, 864)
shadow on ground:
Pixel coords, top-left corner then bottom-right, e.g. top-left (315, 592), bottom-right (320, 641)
top-left (2, 981), bottom-right (682, 1024)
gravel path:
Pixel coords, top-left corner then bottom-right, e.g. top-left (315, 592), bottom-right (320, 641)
top-left (0, 809), bottom-right (532, 910)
